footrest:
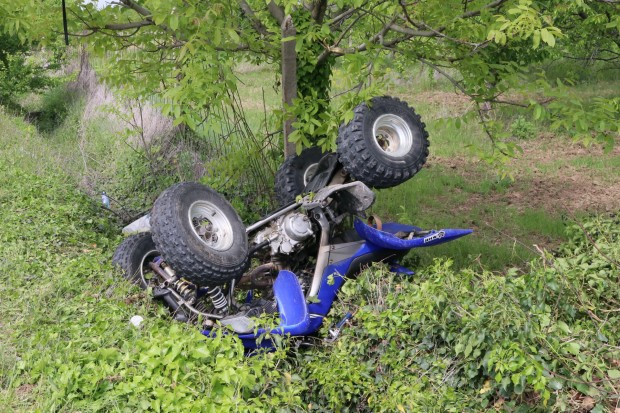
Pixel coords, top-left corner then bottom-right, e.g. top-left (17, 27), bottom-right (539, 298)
top-left (220, 315), bottom-right (255, 334)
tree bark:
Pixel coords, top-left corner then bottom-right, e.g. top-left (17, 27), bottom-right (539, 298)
top-left (281, 15), bottom-right (297, 157)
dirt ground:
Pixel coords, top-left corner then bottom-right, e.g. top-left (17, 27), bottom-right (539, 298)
top-left (434, 135), bottom-right (620, 214)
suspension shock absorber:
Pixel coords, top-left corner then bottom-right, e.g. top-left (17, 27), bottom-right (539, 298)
top-left (171, 279), bottom-right (197, 305)
top-left (207, 286), bottom-right (228, 313)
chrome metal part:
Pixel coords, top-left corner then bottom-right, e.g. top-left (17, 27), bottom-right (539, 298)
top-left (148, 261), bottom-right (223, 320)
top-left (207, 286), bottom-right (228, 312)
top-left (308, 210), bottom-right (330, 298)
top-left (188, 200), bottom-right (234, 251)
top-left (282, 213), bottom-right (313, 241)
top-left (372, 113), bottom-right (414, 158)
top-left (252, 212), bottom-right (314, 256)
top-left (137, 249), bottom-right (159, 287)
top-left (246, 202), bottom-right (301, 234)
top-left (303, 163), bottom-right (319, 186)
top-left (171, 279), bottom-right (197, 304)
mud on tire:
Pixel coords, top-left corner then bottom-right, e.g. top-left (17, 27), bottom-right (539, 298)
top-left (150, 182), bottom-right (250, 287)
top-left (337, 96), bottom-right (429, 189)
top-left (274, 146), bottom-right (326, 205)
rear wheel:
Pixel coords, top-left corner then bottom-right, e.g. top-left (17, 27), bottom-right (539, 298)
top-left (337, 96), bottom-right (429, 188)
top-left (274, 146), bottom-right (326, 205)
top-left (112, 232), bottom-right (159, 289)
top-left (150, 182), bottom-right (250, 287)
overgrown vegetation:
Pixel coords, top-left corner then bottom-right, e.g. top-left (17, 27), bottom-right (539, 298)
top-left (308, 217), bottom-right (619, 411)
top-left (0, 112), bottom-right (618, 410)
top-left (0, 1), bottom-right (618, 409)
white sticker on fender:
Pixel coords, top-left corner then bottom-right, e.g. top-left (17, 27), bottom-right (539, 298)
top-left (423, 230), bottom-right (445, 244)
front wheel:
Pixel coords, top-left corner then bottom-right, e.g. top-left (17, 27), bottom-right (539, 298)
top-left (150, 182), bottom-right (250, 287)
top-left (337, 96), bottom-right (429, 189)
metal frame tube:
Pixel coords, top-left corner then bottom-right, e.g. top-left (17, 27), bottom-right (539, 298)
top-left (246, 202), bottom-right (300, 233)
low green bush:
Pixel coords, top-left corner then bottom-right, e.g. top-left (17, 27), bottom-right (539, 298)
top-left (302, 215), bottom-right (619, 412)
top-left (510, 116), bottom-right (537, 140)
top-left (0, 116), bottom-right (617, 411)
top-left (0, 159), bottom-right (306, 412)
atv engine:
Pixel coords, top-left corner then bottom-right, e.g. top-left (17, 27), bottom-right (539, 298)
top-left (253, 212), bottom-right (314, 255)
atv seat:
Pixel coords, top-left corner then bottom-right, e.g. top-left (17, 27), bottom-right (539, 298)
top-left (354, 218), bottom-right (472, 250)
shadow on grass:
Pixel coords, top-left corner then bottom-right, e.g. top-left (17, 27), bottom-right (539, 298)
top-left (24, 86), bottom-right (78, 134)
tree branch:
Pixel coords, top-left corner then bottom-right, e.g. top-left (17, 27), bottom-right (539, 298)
top-left (238, 0), bottom-right (269, 36)
top-left (328, 6), bottom-right (358, 27)
top-left (398, 0), bottom-right (510, 38)
top-left (321, 0), bottom-right (509, 63)
top-left (311, 0), bottom-right (328, 23)
top-left (459, 0), bottom-right (510, 19)
top-left (267, 1), bottom-right (285, 25)
top-left (318, 15), bottom-right (397, 63)
top-left (104, 20), bottom-right (153, 30)
top-left (114, 0), bottom-right (152, 18)
top-left (387, 24), bottom-right (434, 37)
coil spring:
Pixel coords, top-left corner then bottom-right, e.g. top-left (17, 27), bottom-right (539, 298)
top-left (207, 286), bottom-right (228, 313)
top-left (171, 279), bottom-right (196, 304)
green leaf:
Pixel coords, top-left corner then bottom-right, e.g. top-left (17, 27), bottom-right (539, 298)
top-left (608, 369), bottom-right (620, 379)
top-left (540, 28), bottom-right (555, 47)
top-left (565, 342), bottom-right (580, 355)
top-left (228, 29), bottom-right (240, 44)
top-left (548, 379), bottom-right (563, 390)
top-left (556, 321), bottom-right (571, 334)
top-left (532, 30), bottom-right (540, 48)
top-left (169, 14), bottom-right (179, 31)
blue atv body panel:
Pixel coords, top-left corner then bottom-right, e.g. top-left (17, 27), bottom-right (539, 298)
top-left (202, 220), bottom-right (472, 348)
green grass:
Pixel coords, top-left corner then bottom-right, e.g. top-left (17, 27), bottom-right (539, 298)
top-left (372, 165), bottom-right (568, 271)
top-left (1, 58), bottom-right (619, 412)
top-left (570, 154), bottom-right (620, 174)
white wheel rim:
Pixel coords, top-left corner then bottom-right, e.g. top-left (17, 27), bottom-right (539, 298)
top-left (138, 249), bottom-right (159, 286)
top-left (371, 114), bottom-right (414, 158)
top-left (303, 163), bottom-right (319, 186)
top-left (188, 201), bottom-right (234, 251)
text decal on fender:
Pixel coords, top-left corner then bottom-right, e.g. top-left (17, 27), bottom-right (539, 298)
top-left (423, 230), bottom-right (446, 244)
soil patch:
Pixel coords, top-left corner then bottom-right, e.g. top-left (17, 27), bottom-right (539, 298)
top-left (412, 91), bottom-right (474, 119)
top-left (432, 138), bottom-right (620, 213)
top-left (503, 170), bottom-right (620, 213)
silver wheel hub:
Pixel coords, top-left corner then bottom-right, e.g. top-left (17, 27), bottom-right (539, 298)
top-left (188, 201), bottom-right (234, 251)
top-left (303, 163), bottom-right (319, 186)
top-left (139, 249), bottom-right (158, 286)
top-left (372, 114), bottom-right (414, 158)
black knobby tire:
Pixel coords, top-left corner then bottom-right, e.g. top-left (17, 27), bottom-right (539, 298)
top-left (337, 96), bottom-right (429, 189)
top-left (274, 146), bottom-right (326, 205)
top-left (150, 182), bottom-right (249, 287)
top-left (112, 232), bottom-right (159, 289)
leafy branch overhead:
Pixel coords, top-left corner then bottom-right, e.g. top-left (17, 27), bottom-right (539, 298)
top-left (3, 0), bottom-right (617, 159)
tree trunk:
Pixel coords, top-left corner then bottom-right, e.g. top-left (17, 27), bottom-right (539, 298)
top-left (281, 15), bottom-right (297, 157)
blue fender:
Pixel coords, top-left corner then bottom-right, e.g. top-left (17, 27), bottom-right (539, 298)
top-left (235, 270), bottom-right (310, 348)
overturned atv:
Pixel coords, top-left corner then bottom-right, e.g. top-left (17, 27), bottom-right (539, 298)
top-left (113, 96), bottom-right (472, 349)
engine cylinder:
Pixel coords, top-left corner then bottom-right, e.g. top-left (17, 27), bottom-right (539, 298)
top-left (282, 213), bottom-right (313, 241)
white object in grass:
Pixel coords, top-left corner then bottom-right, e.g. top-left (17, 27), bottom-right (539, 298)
top-left (130, 315), bottom-right (144, 327)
